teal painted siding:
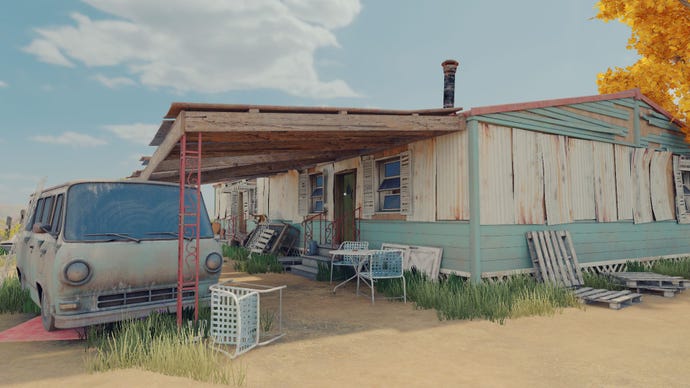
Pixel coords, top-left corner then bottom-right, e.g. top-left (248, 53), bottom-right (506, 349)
top-left (359, 220), bottom-right (471, 273)
top-left (481, 222), bottom-right (690, 272)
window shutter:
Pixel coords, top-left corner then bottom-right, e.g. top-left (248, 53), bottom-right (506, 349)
top-left (298, 171), bottom-right (309, 217)
top-left (321, 168), bottom-right (329, 204)
top-left (250, 187), bottom-right (257, 215)
top-left (400, 150), bottom-right (412, 215)
top-left (362, 155), bottom-right (375, 218)
top-left (242, 192), bottom-right (249, 219)
top-left (673, 156), bottom-right (690, 223)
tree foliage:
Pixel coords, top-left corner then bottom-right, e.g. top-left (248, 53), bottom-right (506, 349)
top-left (596, 0), bottom-right (690, 136)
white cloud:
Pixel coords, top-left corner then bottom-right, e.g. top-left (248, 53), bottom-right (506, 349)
top-left (103, 123), bottom-right (158, 145)
top-left (22, 0), bottom-right (361, 98)
top-left (22, 39), bottom-right (75, 67)
top-left (0, 80), bottom-right (7, 88)
top-left (92, 74), bottom-right (137, 88)
top-left (30, 131), bottom-right (107, 147)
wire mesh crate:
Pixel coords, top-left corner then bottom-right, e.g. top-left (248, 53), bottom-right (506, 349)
top-left (210, 281), bottom-right (286, 358)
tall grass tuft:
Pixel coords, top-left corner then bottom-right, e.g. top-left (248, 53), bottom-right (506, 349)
top-left (86, 311), bottom-right (245, 386)
top-left (222, 245), bottom-right (250, 261)
top-left (0, 264), bottom-right (41, 315)
top-left (582, 272), bottom-right (624, 291)
top-left (377, 272), bottom-right (580, 324)
top-left (315, 262), bottom-right (353, 282)
top-left (226, 245), bottom-right (282, 274)
top-left (626, 257), bottom-right (690, 278)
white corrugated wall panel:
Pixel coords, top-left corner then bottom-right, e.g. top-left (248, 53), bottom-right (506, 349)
top-left (436, 131), bottom-right (469, 220)
top-left (614, 145), bottom-right (633, 220)
top-left (268, 170), bottom-right (300, 222)
top-left (650, 151), bottom-right (674, 221)
top-left (540, 133), bottom-right (572, 225)
top-left (592, 142), bottom-right (618, 222)
top-left (568, 138), bottom-right (595, 220)
top-left (512, 129), bottom-right (544, 224)
top-left (479, 123), bottom-right (515, 225)
top-left (632, 148), bottom-right (654, 223)
top-left (409, 139), bottom-right (436, 222)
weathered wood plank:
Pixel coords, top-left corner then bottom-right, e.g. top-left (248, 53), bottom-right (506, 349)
top-left (547, 230), bottom-right (572, 287)
top-left (563, 231), bottom-right (584, 284)
top-left (513, 129), bottom-right (545, 224)
top-left (139, 112), bottom-right (184, 181)
top-left (184, 111), bottom-right (461, 133)
top-left (536, 232), bottom-right (557, 283)
top-left (650, 151), bottom-right (674, 221)
top-left (632, 148), bottom-right (654, 223)
top-left (479, 124), bottom-right (515, 225)
top-left (553, 231), bottom-right (580, 286)
top-left (614, 145), bottom-right (634, 220)
top-left (568, 138), bottom-right (595, 220)
top-left (436, 131), bottom-right (470, 220)
top-left (541, 134), bottom-right (572, 225)
top-left (592, 142), bottom-right (618, 222)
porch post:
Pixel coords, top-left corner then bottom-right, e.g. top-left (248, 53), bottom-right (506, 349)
top-left (468, 118), bottom-right (482, 283)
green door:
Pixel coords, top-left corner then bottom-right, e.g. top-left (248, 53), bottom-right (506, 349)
top-left (334, 172), bottom-right (356, 243)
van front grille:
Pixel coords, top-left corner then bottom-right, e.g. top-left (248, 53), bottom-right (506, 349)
top-left (97, 287), bottom-right (194, 309)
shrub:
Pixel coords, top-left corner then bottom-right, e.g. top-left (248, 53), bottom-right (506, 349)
top-left (377, 272), bottom-right (579, 324)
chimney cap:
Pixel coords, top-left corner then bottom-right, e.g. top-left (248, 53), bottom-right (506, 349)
top-left (442, 59), bottom-right (459, 74)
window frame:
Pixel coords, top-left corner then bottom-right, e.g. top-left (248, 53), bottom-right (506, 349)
top-left (376, 157), bottom-right (401, 212)
top-left (310, 173), bottom-right (325, 213)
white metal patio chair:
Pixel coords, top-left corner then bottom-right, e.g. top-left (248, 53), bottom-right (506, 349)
top-left (358, 249), bottom-right (406, 304)
top-left (330, 240), bottom-right (369, 283)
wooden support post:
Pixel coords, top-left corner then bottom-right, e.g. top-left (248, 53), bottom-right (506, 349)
top-left (468, 118), bottom-right (482, 283)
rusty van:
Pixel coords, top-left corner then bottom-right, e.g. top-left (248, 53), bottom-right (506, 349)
top-left (14, 181), bottom-right (222, 331)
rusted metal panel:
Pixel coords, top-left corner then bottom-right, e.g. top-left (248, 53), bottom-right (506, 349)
top-left (255, 177), bottom-right (269, 215)
top-left (512, 129), bottom-right (544, 224)
top-left (268, 171), bottom-right (299, 222)
top-left (479, 124), bottom-right (514, 225)
top-left (592, 142), bottom-right (618, 222)
top-left (408, 139), bottom-right (436, 222)
top-left (632, 148), bottom-right (654, 223)
top-left (614, 145), bottom-right (633, 220)
top-left (436, 131), bottom-right (469, 220)
top-left (568, 138), bottom-right (595, 220)
top-left (540, 133), bottom-right (571, 225)
top-left (650, 151), bottom-right (674, 221)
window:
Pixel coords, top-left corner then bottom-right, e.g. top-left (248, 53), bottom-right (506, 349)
top-left (378, 158), bottom-right (401, 211)
top-left (26, 197), bottom-right (45, 231)
top-left (52, 194), bottom-right (64, 235)
top-left (40, 196), bottom-right (55, 226)
top-left (310, 174), bottom-right (324, 213)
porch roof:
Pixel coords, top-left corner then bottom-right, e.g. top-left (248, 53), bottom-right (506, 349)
top-left (134, 104), bottom-right (464, 183)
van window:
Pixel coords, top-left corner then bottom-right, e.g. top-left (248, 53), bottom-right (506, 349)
top-left (40, 196), bottom-right (55, 226)
top-left (26, 198), bottom-right (46, 231)
top-left (64, 182), bottom-right (213, 242)
top-left (52, 194), bottom-right (64, 235)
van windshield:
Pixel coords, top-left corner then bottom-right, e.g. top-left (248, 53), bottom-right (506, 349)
top-left (64, 182), bottom-right (213, 242)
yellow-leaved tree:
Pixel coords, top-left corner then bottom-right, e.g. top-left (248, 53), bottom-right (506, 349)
top-left (596, 0), bottom-right (690, 136)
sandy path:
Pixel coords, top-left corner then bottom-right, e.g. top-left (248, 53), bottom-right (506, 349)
top-left (1, 269), bottom-right (689, 387)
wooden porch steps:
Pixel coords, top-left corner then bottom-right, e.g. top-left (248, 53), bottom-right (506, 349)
top-left (290, 255), bottom-right (331, 281)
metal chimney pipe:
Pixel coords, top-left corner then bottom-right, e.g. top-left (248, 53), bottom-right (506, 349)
top-left (442, 59), bottom-right (459, 108)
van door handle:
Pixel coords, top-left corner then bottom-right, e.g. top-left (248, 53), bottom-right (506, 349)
top-left (29, 245), bottom-right (35, 249)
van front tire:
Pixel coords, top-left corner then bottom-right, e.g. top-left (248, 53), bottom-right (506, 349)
top-left (41, 292), bottom-right (56, 332)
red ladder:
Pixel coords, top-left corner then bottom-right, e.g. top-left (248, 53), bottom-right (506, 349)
top-left (177, 132), bottom-right (202, 327)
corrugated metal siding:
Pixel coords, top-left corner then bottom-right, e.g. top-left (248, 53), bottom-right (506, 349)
top-left (592, 142), bottom-right (618, 222)
top-left (632, 148), bottom-right (654, 223)
top-left (512, 129), bottom-right (544, 224)
top-left (614, 145), bottom-right (633, 220)
top-left (409, 139), bottom-right (436, 222)
top-left (568, 138), bottom-right (595, 220)
top-left (436, 131), bottom-right (469, 220)
top-left (540, 133), bottom-right (572, 225)
top-left (268, 171), bottom-right (300, 222)
top-left (650, 151), bottom-right (674, 221)
top-left (479, 123), bottom-right (515, 225)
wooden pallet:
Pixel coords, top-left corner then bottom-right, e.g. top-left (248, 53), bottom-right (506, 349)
top-left (526, 230), bottom-right (642, 310)
top-left (607, 272), bottom-right (690, 289)
top-left (572, 287), bottom-right (643, 310)
top-left (526, 230), bottom-right (584, 287)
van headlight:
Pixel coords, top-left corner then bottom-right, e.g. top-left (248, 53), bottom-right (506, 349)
top-left (205, 252), bottom-right (223, 273)
top-left (63, 260), bottom-right (91, 285)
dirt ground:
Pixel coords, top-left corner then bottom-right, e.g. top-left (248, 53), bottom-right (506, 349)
top-left (2, 266), bottom-right (690, 387)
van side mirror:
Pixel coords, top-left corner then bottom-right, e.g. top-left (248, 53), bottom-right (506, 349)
top-left (32, 223), bottom-right (51, 234)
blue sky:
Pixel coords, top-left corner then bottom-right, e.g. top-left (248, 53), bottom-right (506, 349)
top-left (0, 0), bottom-right (636, 212)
